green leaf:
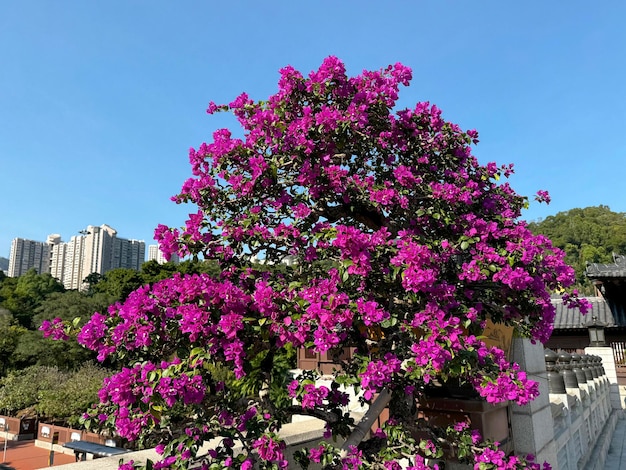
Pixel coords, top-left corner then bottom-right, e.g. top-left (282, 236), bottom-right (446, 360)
top-left (190, 347), bottom-right (205, 357)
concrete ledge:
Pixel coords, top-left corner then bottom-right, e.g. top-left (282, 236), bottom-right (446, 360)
top-left (40, 418), bottom-right (328, 470)
top-left (3, 432), bottom-right (35, 441)
top-left (39, 448), bottom-right (161, 470)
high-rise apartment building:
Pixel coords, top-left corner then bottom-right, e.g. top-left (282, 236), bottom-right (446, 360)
top-left (46, 234), bottom-right (64, 279)
top-left (82, 224), bottom-right (117, 276)
top-left (8, 224), bottom-right (146, 290)
top-left (8, 237), bottom-right (51, 277)
top-left (58, 224), bottom-right (146, 289)
top-left (120, 238), bottom-right (146, 269)
top-left (49, 238), bottom-right (67, 282)
top-left (62, 234), bottom-right (87, 290)
top-left (148, 244), bottom-right (179, 264)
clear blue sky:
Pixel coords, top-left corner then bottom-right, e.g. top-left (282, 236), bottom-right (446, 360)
top-left (2, 2), bottom-right (625, 258)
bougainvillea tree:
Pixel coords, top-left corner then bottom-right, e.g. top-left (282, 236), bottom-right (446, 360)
top-left (43, 57), bottom-right (588, 470)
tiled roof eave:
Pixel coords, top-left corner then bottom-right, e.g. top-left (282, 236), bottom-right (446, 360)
top-left (551, 296), bottom-right (616, 330)
top-left (586, 271), bottom-right (626, 278)
top-left (586, 255), bottom-right (626, 278)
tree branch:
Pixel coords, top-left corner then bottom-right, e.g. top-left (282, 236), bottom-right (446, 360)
top-left (340, 388), bottom-right (392, 453)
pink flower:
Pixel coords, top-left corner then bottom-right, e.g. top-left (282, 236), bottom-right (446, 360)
top-left (253, 435), bottom-right (286, 467)
top-left (39, 317), bottom-right (69, 341)
top-left (356, 298), bottom-right (389, 326)
top-left (300, 384), bottom-right (329, 409)
top-left (453, 421), bottom-right (469, 432)
top-left (309, 446), bottom-right (325, 463)
top-left (535, 190), bottom-right (551, 204)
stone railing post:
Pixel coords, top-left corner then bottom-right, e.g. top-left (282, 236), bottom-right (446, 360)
top-left (557, 351), bottom-right (587, 467)
top-left (546, 349), bottom-right (566, 396)
top-left (581, 355), bottom-right (596, 398)
top-left (595, 356), bottom-right (610, 393)
top-left (508, 338), bottom-right (557, 469)
top-left (585, 346), bottom-right (623, 410)
top-left (597, 356), bottom-right (611, 419)
top-left (583, 354), bottom-right (603, 437)
top-left (558, 352), bottom-right (579, 393)
top-left (571, 353), bottom-right (590, 404)
top-left (570, 353), bottom-right (592, 453)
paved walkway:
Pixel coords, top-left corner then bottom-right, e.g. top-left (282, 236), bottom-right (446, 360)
top-left (0, 439), bottom-right (75, 470)
top-left (605, 416), bottom-right (626, 469)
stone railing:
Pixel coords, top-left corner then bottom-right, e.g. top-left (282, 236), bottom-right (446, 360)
top-left (545, 350), bottom-right (615, 470)
top-left (508, 339), bottom-right (625, 470)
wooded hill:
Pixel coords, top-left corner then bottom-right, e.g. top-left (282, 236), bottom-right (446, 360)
top-left (527, 205), bottom-right (626, 294)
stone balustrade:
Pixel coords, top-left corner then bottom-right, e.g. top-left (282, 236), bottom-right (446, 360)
top-left (508, 339), bottom-right (625, 470)
top-left (546, 350), bottom-right (613, 470)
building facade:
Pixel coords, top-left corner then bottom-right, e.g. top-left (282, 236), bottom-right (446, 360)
top-left (116, 238), bottom-right (146, 270)
top-left (8, 225), bottom-right (146, 290)
top-left (81, 224), bottom-right (118, 276)
top-left (148, 244), bottom-right (178, 264)
top-left (8, 238), bottom-right (51, 277)
top-left (49, 237), bottom-right (67, 282)
top-left (62, 234), bottom-right (87, 290)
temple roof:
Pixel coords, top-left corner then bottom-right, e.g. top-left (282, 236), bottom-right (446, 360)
top-left (551, 296), bottom-right (615, 330)
top-left (586, 254), bottom-right (626, 279)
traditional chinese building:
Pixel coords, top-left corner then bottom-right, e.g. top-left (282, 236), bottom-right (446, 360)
top-left (545, 295), bottom-right (618, 351)
top-left (545, 254), bottom-right (626, 384)
top-left (586, 253), bottom-right (626, 325)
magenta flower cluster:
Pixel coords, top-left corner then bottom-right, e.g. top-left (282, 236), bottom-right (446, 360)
top-left (40, 57), bottom-right (590, 470)
top-left (39, 317), bottom-right (69, 341)
top-left (77, 273), bottom-right (250, 378)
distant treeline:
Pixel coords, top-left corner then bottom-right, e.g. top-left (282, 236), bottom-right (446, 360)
top-left (528, 205), bottom-right (626, 294)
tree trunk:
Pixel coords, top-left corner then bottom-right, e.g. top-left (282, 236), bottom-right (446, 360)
top-left (340, 388), bottom-right (392, 454)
